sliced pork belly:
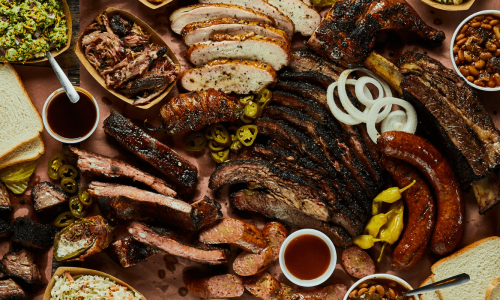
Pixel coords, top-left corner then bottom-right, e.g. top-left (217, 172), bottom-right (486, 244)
top-left (170, 4), bottom-right (275, 35)
top-left (182, 18), bottom-right (289, 46)
top-left (179, 60), bottom-right (277, 94)
top-left (186, 35), bottom-right (291, 71)
top-left (198, 0), bottom-right (294, 37)
top-left (266, 0), bottom-right (321, 36)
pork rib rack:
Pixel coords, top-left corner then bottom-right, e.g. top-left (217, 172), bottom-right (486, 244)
top-left (308, 0), bottom-right (445, 68)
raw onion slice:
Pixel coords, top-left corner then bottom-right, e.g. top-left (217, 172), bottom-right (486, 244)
top-left (366, 98), bottom-right (418, 143)
top-left (327, 80), bottom-right (362, 125)
top-left (355, 76), bottom-right (383, 107)
top-left (381, 110), bottom-right (407, 133)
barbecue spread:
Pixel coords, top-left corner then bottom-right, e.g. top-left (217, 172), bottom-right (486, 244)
top-left (82, 12), bottom-right (178, 105)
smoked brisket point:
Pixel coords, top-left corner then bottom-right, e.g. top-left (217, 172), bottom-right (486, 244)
top-left (209, 160), bottom-right (330, 222)
top-left (89, 182), bottom-right (221, 231)
top-left (0, 248), bottom-right (42, 287)
top-left (0, 278), bottom-right (27, 300)
top-left (106, 237), bottom-right (159, 268)
top-left (103, 110), bottom-right (198, 193)
top-left (230, 189), bottom-right (352, 247)
top-left (30, 182), bottom-right (69, 217)
top-left (128, 222), bottom-right (230, 265)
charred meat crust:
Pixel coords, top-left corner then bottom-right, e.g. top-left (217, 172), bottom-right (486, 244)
top-left (106, 237), bottom-right (159, 268)
top-left (90, 182), bottom-right (221, 231)
top-left (0, 219), bottom-right (13, 239)
top-left (289, 49), bottom-right (345, 81)
top-left (70, 147), bottom-right (176, 197)
top-left (128, 222), bottom-right (230, 265)
top-left (209, 160), bottom-right (331, 222)
top-left (0, 183), bottom-right (12, 216)
top-left (30, 182), bottom-right (69, 216)
top-left (279, 70), bottom-right (334, 89)
top-left (275, 81), bottom-right (327, 107)
top-left (230, 189), bottom-right (352, 247)
top-left (12, 218), bottom-right (55, 250)
top-left (0, 248), bottom-right (42, 287)
top-left (103, 110), bottom-right (198, 192)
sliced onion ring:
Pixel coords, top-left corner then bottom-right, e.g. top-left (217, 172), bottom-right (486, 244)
top-left (355, 76), bottom-right (384, 107)
top-left (366, 98), bottom-right (418, 143)
top-left (327, 81), bottom-right (362, 125)
top-left (381, 110), bottom-right (408, 133)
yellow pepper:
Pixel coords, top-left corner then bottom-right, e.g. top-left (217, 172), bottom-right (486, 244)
top-left (353, 235), bottom-right (383, 250)
top-left (372, 180), bottom-right (416, 215)
top-left (364, 213), bottom-right (389, 237)
top-left (379, 201), bottom-right (405, 245)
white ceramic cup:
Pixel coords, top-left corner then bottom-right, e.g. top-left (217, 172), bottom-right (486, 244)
top-left (279, 229), bottom-right (337, 287)
top-left (42, 87), bottom-right (100, 144)
top-left (450, 10), bottom-right (500, 92)
top-left (343, 273), bottom-right (419, 300)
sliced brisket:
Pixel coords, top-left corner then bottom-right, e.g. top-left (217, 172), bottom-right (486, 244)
top-left (279, 70), bottom-right (334, 89)
top-left (106, 237), bottom-right (159, 268)
top-left (12, 218), bottom-right (55, 250)
top-left (30, 182), bottom-right (69, 216)
top-left (0, 249), bottom-right (41, 286)
top-left (0, 279), bottom-right (27, 300)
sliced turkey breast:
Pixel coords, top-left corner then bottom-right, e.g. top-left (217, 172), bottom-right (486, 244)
top-left (182, 18), bottom-right (289, 46)
top-left (185, 35), bottom-right (291, 71)
top-left (302, 0), bottom-right (312, 6)
top-left (179, 59), bottom-right (277, 94)
top-left (266, 0), bottom-right (321, 36)
top-left (170, 4), bottom-right (275, 35)
top-left (198, 0), bottom-right (294, 37)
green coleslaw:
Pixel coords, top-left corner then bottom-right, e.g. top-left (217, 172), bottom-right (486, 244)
top-left (0, 0), bottom-right (68, 62)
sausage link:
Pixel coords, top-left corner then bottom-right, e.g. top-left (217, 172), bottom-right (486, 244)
top-left (263, 222), bottom-right (288, 259)
top-left (381, 157), bottom-right (436, 269)
top-left (377, 131), bottom-right (465, 255)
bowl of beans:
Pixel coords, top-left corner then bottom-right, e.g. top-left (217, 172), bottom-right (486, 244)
top-left (343, 274), bottom-right (418, 300)
top-left (451, 10), bottom-right (500, 90)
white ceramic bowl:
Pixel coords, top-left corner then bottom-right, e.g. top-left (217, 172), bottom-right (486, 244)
top-left (343, 273), bottom-right (419, 300)
top-left (450, 10), bottom-right (500, 92)
top-left (42, 87), bottom-right (99, 144)
top-left (279, 229), bottom-right (336, 287)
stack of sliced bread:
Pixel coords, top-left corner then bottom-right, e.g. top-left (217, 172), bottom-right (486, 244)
top-left (421, 237), bottom-right (500, 300)
top-left (0, 64), bottom-right (44, 169)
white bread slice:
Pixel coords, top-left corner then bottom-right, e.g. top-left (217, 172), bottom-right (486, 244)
top-left (419, 276), bottom-right (440, 300)
top-left (486, 278), bottom-right (500, 300)
top-left (431, 237), bottom-right (500, 300)
top-left (0, 64), bottom-right (43, 161)
top-left (0, 135), bottom-right (44, 169)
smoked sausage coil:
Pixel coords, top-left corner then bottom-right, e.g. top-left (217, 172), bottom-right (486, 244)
top-left (381, 157), bottom-right (436, 269)
top-left (377, 131), bottom-right (465, 255)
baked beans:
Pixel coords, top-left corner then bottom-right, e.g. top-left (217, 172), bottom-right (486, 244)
top-left (347, 279), bottom-right (416, 300)
top-left (454, 14), bottom-right (500, 88)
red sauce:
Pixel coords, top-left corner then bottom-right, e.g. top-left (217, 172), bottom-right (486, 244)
top-left (47, 91), bottom-right (97, 139)
top-left (284, 234), bottom-right (331, 280)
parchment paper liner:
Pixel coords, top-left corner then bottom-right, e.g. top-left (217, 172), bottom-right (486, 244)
top-left (43, 266), bottom-right (147, 300)
top-left (75, 7), bottom-right (181, 109)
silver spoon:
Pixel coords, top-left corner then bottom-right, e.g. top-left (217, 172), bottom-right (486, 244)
top-left (47, 51), bottom-right (80, 103)
top-left (402, 273), bottom-right (470, 297)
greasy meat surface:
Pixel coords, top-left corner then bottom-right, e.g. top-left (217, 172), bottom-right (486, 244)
top-left (178, 60), bottom-right (277, 94)
top-left (0, 249), bottom-right (41, 286)
top-left (103, 110), bottom-right (198, 193)
top-left (90, 182), bottom-right (221, 230)
top-left (398, 51), bottom-right (500, 187)
top-left (308, 0), bottom-right (445, 68)
top-left (289, 48), bottom-right (345, 81)
top-left (70, 147), bottom-right (176, 197)
top-left (106, 237), bottom-right (159, 268)
top-left (231, 189), bottom-right (352, 247)
top-left (0, 279), bottom-right (27, 300)
top-left (12, 218), bottom-right (55, 250)
top-left (209, 160), bottom-right (330, 222)
top-left (128, 222), bottom-right (229, 265)
top-left (0, 184), bottom-right (12, 215)
top-left (159, 89), bottom-right (242, 135)
top-left (30, 182), bottom-right (69, 215)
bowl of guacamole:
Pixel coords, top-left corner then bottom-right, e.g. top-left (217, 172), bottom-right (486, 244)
top-left (0, 0), bottom-right (70, 62)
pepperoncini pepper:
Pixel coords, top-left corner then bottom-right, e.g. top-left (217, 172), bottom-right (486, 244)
top-left (364, 213), bottom-right (389, 237)
top-left (372, 180), bottom-right (415, 215)
top-left (211, 124), bottom-right (231, 147)
top-left (236, 125), bottom-right (258, 146)
top-left (379, 201), bottom-right (405, 245)
top-left (184, 132), bottom-right (207, 152)
top-left (353, 235), bottom-right (383, 250)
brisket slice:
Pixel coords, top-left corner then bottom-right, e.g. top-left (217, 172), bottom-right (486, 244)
top-left (12, 218), bottom-right (55, 250)
top-left (0, 249), bottom-right (41, 286)
top-left (0, 279), bottom-right (27, 300)
top-left (30, 182), bottom-right (69, 216)
top-left (70, 147), bottom-right (177, 197)
top-left (289, 48), bottom-right (344, 81)
top-left (209, 160), bottom-right (330, 222)
top-left (89, 182), bottom-right (221, 231)
top-left (275, 81), bottom-right (327, 108)
top-left (103, 110), bottom-right (198, 193)
top-left (106, 237), bottom-right (159, 268)
top-left (279, 70), bottom-right (334, 89)
top-left (231, 190), bottom-right (351, 247)
top-left (0, 220), bottom-right (12, 239)
top-left (0, 184), bottom-right (12, 216)
top-left (128, 222), bottom-right (229, 265)
top-left (234, 146), bottom-right (364, 236)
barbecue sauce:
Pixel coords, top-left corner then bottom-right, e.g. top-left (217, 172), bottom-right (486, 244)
top-left (284, 234), bottom-right (331, 280)
top-left (47, 91), bottom-right (97, 139)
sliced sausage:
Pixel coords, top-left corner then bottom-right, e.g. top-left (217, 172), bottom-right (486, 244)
top-left (377, 131), bottom-right (465, 255)
top-left (183, 269), bottom-right (244, 298)
top-left (341, 246), bottom-right (376, 279)
top-left (232, 221), bottom-right (287, 276)
top-left (244, 272), bottom-right (282, 300)
top-left (381, 157), bottom-right (436, 270)
top-left (281, 283), bottom-right (347, 300)
top-left (199, 218), bottom-right (267, 253)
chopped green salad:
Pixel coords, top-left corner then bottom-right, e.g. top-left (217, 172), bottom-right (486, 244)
top-left (0, 0), bottom-right (68, 62)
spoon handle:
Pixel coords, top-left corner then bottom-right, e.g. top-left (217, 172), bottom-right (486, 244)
top-left (47, 51), bottom-right (80, 104)
top-left (403, 273), bottom-right (470, 297)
